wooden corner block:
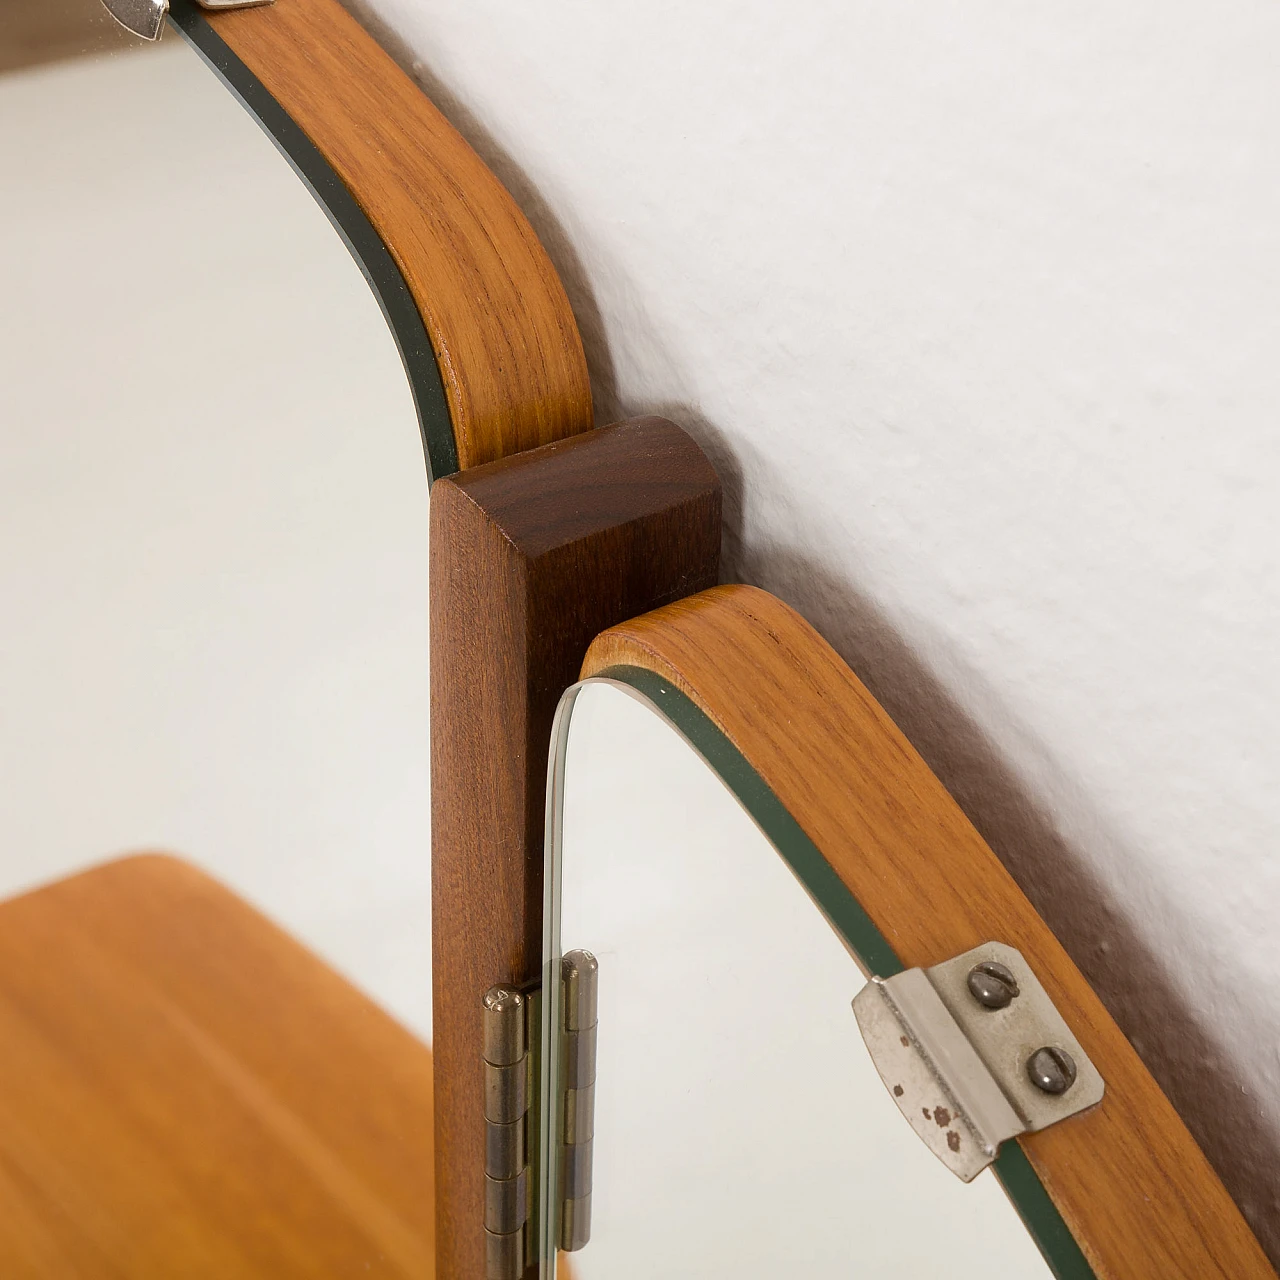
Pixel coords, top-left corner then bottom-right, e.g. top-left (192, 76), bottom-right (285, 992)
top-left (429, 417), bottom-right (720, 1278)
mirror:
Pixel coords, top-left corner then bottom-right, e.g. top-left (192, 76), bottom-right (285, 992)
top-left (0, 0), bottom-right (432, 1036)
top-left (541, 676), bottom-right (1086, 1277)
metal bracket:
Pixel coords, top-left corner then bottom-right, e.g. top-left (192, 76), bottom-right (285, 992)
top-left (100, 0), bottom-right (273, 43)
top-left (852, 941), bottom-right (1104, 1181)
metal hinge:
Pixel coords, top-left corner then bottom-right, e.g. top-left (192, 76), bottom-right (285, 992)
top-left (482, 950), bottom-right (597, 1279)
top-left (852, 941), bottom-right (1104, 1181)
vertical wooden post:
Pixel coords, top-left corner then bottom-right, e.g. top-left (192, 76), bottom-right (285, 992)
top-left (430, 417), bottom-right (721, 1278)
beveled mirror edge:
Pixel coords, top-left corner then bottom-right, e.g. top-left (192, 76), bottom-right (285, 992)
top-left (166, 0), bottom-right (458, 480)
top-left (200, 0), bottom-right (593, 472)
top-left (579, 585), bottom-right (1276, 1280)
top-left (151, 0), bottom-right (597, 479)
top-left (543, 672), bottom-right (1094, 1280)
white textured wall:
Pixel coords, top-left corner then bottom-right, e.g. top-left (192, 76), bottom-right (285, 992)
top-left (357, 0), bottom-right (1280, 1252)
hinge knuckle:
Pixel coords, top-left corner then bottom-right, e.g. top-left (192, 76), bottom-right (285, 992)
top-left (559, 1139), bottom-right (594, 1201)
top-left (484, 1225), bottom-right (526, 1280)
top-left (485, 1114), bottom-right (527, 1182)
top-left (484, 1167), bottom-right (530, 1232)
top-left (559, 1192), bottom-right (592, 1253)
top-left (483, 1059), bottom-right (529, 1126)
top-left (563, 1027), bottom-right (597, 1089)
top-left (562, 949), bottom-right (598, 1031)
top-left (562, 1084), bottom-right (595, 1145)
top-left (483, 987), bottom-right (527, 1066)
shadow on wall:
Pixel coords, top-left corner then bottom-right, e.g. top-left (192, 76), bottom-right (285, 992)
top-left (349, 13), bottom-right (1280, 1262)
top-left (649, 411), bottom-right (1280, 1263)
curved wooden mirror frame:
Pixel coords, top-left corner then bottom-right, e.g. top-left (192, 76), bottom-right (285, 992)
top-left (578, 584), bottom-right (1275, 1280)
top-left (175, 0), bottom-right (593, 477)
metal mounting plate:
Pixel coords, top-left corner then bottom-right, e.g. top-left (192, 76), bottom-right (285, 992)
top-left (852, 941), bottom-right (1104, 1181)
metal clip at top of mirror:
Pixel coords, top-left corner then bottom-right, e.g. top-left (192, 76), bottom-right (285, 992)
top-left (100, 0), bottom-right (273, 44)
top-left (852, 941), bottom-right (1104, 1181)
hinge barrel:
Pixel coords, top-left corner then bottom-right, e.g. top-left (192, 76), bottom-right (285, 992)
top-left (482, 987), bottom-right (534, 1279)
top-left (558, 950), bottom-right (598, 1253)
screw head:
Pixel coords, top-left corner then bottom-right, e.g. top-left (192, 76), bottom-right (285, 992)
top-left (966, 961), bottom-right (1020, 1010)
top-left (1027, 1046), bottom-right (1077, 1095)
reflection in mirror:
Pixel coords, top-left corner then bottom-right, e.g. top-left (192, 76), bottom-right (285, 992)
top-left (542, 679), bottom-right (1060, 1277)
top-left (0, 2), bottom-right (431, 1032)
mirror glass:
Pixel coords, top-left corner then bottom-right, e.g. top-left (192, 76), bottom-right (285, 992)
top-left (542, 677), bottom-right (1070, 1277)
top-left (0, 1), bottom-right (431, 1035)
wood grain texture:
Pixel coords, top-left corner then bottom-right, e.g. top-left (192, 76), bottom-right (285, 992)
top-left (205, 0), bottom-right (592, 471)
top-left (431, 418), bottom-right (720, 1279)
top-left (582, 584), bottom-right (1275, 1280)
top-left (0, 853), bottom-right (435, 1278)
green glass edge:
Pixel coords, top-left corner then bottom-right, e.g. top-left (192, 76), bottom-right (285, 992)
top-left (167, 0), bottom-right (459, 484)
top-left (993, 1145), bottom-right (1096, 1280)
top-left (595, 663), bottom-right (1097, 1280)
top-left (590, 664), bottom-right (901, 980)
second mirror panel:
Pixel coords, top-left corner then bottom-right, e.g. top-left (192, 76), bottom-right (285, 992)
top-left (544, 678), bottom-right (1056, 1278)
top-left (0, 6), bottom-right (429, 1031)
